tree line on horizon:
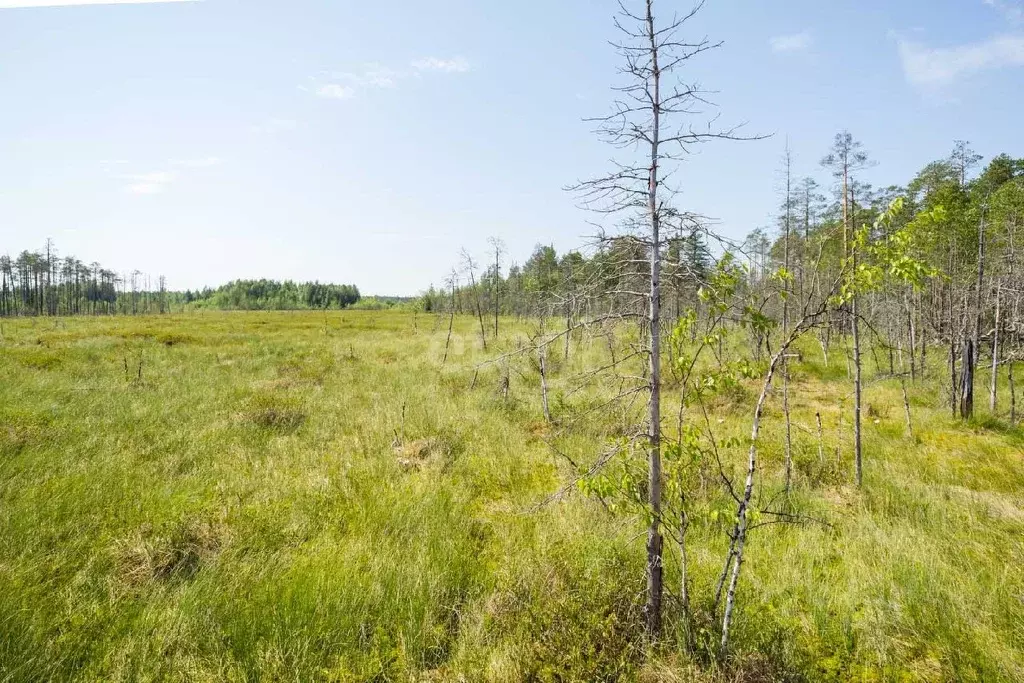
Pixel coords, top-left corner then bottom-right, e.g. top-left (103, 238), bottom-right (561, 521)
top-left (0, 240), bottom-right (170, 317)
top-left (433, 147), bottom-right (1023, 337)
top-left (183, 279), bottom-right (361, 311)
top-left (429, 134), bottom-right (1020, 438)
top-left (0, 245), bottom-right (362, 317)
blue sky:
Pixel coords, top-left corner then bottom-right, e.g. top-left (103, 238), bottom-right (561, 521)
top-left (1, 0), bottom-right (1022, 295)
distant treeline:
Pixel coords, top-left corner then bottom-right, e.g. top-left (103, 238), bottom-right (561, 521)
top-left (0, 244), bottom-right (364, 316)
top-left (428, 149), bottom-right (1024, 327)
top-left (420, 231), bottom-right (713, 320)
top-left (0, 242), bottom-right (170, 317)
top-left (185, 279), bottom-right (360, 311)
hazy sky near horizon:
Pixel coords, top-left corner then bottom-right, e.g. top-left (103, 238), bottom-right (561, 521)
top-left (1, 0), bottom-right (1022, 295)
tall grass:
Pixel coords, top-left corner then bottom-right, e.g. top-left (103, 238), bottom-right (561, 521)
top-left (0, 311), bottom-right (1021, 681)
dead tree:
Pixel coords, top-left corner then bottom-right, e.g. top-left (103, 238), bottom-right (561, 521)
top-left (442, 270), bottom-right (458, 364)
top-left (965, 203), bottom-right (987, 419)
top-left (461, 249), bottom-right (488, 352)
top-left (539, 345), bottom-right (551, 422)
top-left (991, 281), bottom-right (1001, 413)
top-left (569, 0), bottom-right (754, 638)
top-left (960, 339), bottom-right (975, 419)
top-left (780, 144), bottom-right (795, 492)
top-left (821, 131), bottom-right (872, 486)
top-left (1010, 360), bottom-right (1017, 422)
top-left (898, 341), bottom-right (914, 439)
top-left (815, 412), bottom-right (825, 463)
top-left (489, 237), bottom-right (505, 338)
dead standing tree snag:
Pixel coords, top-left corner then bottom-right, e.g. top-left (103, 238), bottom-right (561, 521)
top-left (442, 269), bottom-right (458, 365)
top-left (821, 132), bottom-right (873, 487)
top-left (569, 0), bottom-right (758, 640)
top-left (488, 237), bottom-right (506, 339)
top-left (461, 249), bottom-right (488, 352)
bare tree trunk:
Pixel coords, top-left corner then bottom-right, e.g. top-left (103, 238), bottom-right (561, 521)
top-left (887, 323), bottom-right (895, 376)
top-left (1010, 360), bottom-right (1016, 423)
top-left (783, 361), bottom-right (793, 491)
top-left (782, 144), bottom-right (793, 493)
top-left (539, 345), bottom-right (551, 423)
top-left (442, 280), bottom-right (456, 364)
top-left (918, 289), bottom-right (927, 379)
top-left (492, 240), bottom-right (501, 338)
top-left (852, 269), bottom-right (863, 487)
top-left (907, 291), bottom-right (917, 381)
top-left (472, 283), bottom-right (487, 351)
top-left (461, 252), bottom-right (489, 352)
top-left (816, 411), bottom-right (825, 463)
top-left (960, 340), bottom-right (975, 420)
top-left (973, 207), bottom-right (986, 379)
top-left (564, 299), bottom-right (571, 362)
top-left (644, 0), bottom-right (664, 639)
top-left (899, 341), bottom-right (913, 439)
top-left (961, 208), bottom-right (986, 417)
top-left (712, 536), bottom-right (736, 619)
top-left (991, 282), bottom-right (1001, 413)
top-left (572, 0), bottom-right (744, 644)
top-left (721, 342), bottom-right (789, 652)
top-left (949, 283), bottom-right (959, 418)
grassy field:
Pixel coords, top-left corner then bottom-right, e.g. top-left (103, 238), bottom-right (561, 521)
top-left (0, 311), bottom-right (1022, 682)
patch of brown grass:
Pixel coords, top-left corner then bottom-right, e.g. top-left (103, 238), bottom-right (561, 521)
top-left (393, 438), bottom-right (448, 470)
top-left (115, 518), bottom-right (230, 585)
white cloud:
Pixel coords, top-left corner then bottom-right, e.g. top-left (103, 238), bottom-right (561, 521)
top-left (769, 32), bottom-right (812, 53)
top-left (326, 66), bottom-right (401, 90)
top-left (349, 64), bottom-right (402, 88)
top-left (985, 0), bottom-right (1023, 24)
top-left (316, 83), bottom-right (356, 100)
top-left (114, 158), bottom-right (217, 194)
top-left (1, 0), bottom-right (195, 7)
top-left (124, 171), bottom-right (177, 195)
top-left (411, 57), bottom-right (471, 73)
top-left (898, 33), bottom-right (1024, 86)
top-left (309, 59), bottom-right (469, 102)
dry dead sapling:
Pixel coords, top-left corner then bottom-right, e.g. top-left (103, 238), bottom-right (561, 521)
top-left (569, 0), bottom-right (755, 638)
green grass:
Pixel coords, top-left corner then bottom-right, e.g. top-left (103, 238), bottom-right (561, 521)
top-left (0, 311), bottom-right (1022, 681)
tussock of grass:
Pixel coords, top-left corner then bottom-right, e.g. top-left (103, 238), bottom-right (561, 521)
top-left (114, 517), bottom-right (230, 584)
top-left (155, 331), bottom-right (197, 346)
top-left (241, 393), bottom-right (307, 433)
top-left (393, 437), bottom-right (457, 471)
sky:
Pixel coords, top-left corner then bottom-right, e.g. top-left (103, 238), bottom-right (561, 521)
top-left (0, 0), bottom-right (1022, 295)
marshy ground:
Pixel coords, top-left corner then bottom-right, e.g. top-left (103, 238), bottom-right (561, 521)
top-left (1, 311), bottom-right (1022, 681)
